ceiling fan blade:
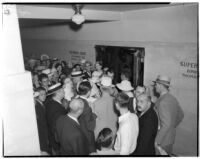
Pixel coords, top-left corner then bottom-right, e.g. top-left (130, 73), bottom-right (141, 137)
top-left (84, 20), bottom-right (114, 23)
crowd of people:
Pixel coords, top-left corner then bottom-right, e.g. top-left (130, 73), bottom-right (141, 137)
top-left (25, 54), bottom-right (184, 156)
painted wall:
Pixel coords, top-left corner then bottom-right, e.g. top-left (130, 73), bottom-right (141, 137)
top-left (20, 3), bottom-right (198, 156)
top-left (2, 5), bottom-right (40, 156)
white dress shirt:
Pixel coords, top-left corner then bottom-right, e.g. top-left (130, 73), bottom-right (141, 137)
top-left (114, 111), bottom-right (139, 155)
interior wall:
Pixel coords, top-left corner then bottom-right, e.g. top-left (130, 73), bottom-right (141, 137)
top-left (20, 3), bottom-right (198, 156)
top-left (2, 5), bottom-right (40, 156)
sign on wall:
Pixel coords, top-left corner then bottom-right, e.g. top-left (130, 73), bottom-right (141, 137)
top-left (69, 50), bottom-right (87, 64)
top-left (180, 61), bottom-right (198, 79)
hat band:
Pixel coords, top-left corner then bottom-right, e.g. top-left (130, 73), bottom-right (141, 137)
top-left (156, 79), bottom-right (170, 85)
top-left (47, 85), bottom-right (62, 96)
top-left (71, 74), bottom-right (83, 77)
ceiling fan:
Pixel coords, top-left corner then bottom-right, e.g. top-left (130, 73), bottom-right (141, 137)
top-left (19, 4), bottom-right (111, 28)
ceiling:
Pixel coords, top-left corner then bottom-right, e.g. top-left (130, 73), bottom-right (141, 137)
top-left (18, 3), bottom-right (185, 28)
top-left (31, 3), bottom-right (182, 12)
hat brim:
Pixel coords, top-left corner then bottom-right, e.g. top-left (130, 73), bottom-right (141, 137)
top-left (153, 80), bottom-right (171, 87)
top-left (97, 83), bottom-right (115, 88)
top-left (116, 84), bottom-right (133, 91)
top-left (47, 84), bottom-right (63, 96)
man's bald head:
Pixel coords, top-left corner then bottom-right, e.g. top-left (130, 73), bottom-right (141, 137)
top-left (136, 93), bottom-right (151, 113)
top-left (69, 99), bottom-right (84, 116)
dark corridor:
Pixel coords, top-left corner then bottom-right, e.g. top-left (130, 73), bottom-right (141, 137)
top-left (95, 45), bottom-right (145, 88)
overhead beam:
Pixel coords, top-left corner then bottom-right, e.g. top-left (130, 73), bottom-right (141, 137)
top-left (17, 5), bottom-right (121, 21)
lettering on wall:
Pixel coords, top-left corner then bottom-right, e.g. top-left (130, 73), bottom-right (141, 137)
top-left (69, 50), bottom-right (86, 64)
top-left (180, 61), bottom-right (198, 79)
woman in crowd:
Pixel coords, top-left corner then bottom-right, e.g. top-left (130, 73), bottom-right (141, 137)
top-left (93, 61), bottom-right (103, 78)
top-left (32, 72), bottom-right (40, 91)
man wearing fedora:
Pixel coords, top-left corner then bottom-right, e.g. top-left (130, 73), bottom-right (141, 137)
top-left (153, 75), bottom-right (184, 155)
top-left (46, 83), bottom-right (67, 155)
top-left (93, 76), bottom-right (118, 139)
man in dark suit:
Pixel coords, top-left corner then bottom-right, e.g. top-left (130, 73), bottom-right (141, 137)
top-left (34, 87), bottom-right (50, 155)
top-left (46, 83), bottom-right (67, 155)
top-left (56, 99), bottom-right (89, 155)
top-left (132, 93), bottom-right (158, 156)
top-left (77, 81), bottom-right (96, 153)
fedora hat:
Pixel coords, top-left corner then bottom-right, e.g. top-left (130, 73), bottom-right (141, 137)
top-left (153, 75), bottom-right (171, 86)
top-left (99, 76), bottom-right (114, 87)
top-left (116, 80), bottom-right (134, 91)
top-left (47, 83), bottom-right (63, 96)
top-left (71, 71), bottom-right (83, 78)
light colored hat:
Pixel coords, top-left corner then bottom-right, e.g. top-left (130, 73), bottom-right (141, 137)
top-left (42, 69), bottom-right (54, 77)
top-left (116, 80), bottom-right (134, 91)
top-left (28, 59), bottom-right (37, 65)
top-left (42, 69), bottom-right (51, 74)
top-left (153, 75), bottom-right (171, 86)
top-left (71, 71), bottom-right (83, 78)
top-left (99, 76), bottom-right (114, 87)
top-left (40, 54), bottom-right (49, 61)
top-left (90, 76), bottom-right (100, 84)
top-left (47, 83), bottom-right (62, 95)
top-left (51, 68), bottom-right (57, 73)
top-left (36, 65), bottom-right (46, 71)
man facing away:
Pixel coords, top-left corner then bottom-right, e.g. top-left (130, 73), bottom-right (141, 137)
top-left (114, 92), bottom-right (139, 155)
top-left (132, 93), bottom-right (158, 156)
top-left (93, 76), bottom-right (118, 139)
top-left (153, 75), bottom-right (184, 155)
top-left (77, 80), bottom-right (96, 153)
top-left (56, 99), bottom-right (89, 155)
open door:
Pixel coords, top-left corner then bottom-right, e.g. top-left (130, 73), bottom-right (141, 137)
top-left (95, 45), bottom-right (145, 88)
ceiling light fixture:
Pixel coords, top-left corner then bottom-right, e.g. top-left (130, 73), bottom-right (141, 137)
top-left (71, 4), bottom-right (85, 25)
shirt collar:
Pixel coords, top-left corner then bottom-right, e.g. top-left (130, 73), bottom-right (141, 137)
top-left (80, 96), bottom-right (88, 101)
top-left (53, 98), bottom-right (62, 105)
top-left (118, 111), bottom-right (131, 123)
top-left (36, 99), bottom-right (44, 106)
top-left (67, 114), bottom-right (79, 125)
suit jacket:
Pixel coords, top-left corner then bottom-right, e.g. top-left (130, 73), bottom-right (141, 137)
top-left (78, 97), bottom-right (96, 153)
top-left (56, 115), bottom-right (89, 155)
top-left (46, 99), bottom-right (67, 152)
top-left (133, 106), bottom-right (158, 156)
top-left (35, 100), bottom-right (50, 153)
top-left (93, 94), bottom-right (118, 139)
top-left (155, 93), bottom-right (184, 147)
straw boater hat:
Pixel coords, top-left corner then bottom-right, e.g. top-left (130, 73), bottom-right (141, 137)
top-left (99, 76), bottom-right (114, 87)
top-left (71, 71), bottom-right (83, 78)
top-left (42, 69), bottom-right (54, 77)
top-left (116, 80), bottom-right (134, 91)
top-left (153, 75), bottom-right (171, 87)
top-left (47, 83), bottom-right (63, 95)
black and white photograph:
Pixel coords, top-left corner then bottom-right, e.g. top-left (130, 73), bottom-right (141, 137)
top-left (1, 1), bottom-right (198, 157)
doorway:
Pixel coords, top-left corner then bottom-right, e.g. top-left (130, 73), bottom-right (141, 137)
top-left (95, 45), bottom-right (145, 88)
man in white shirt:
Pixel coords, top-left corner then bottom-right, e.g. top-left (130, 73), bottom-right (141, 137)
top-left (114, 93), bottom-right (139, 155)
